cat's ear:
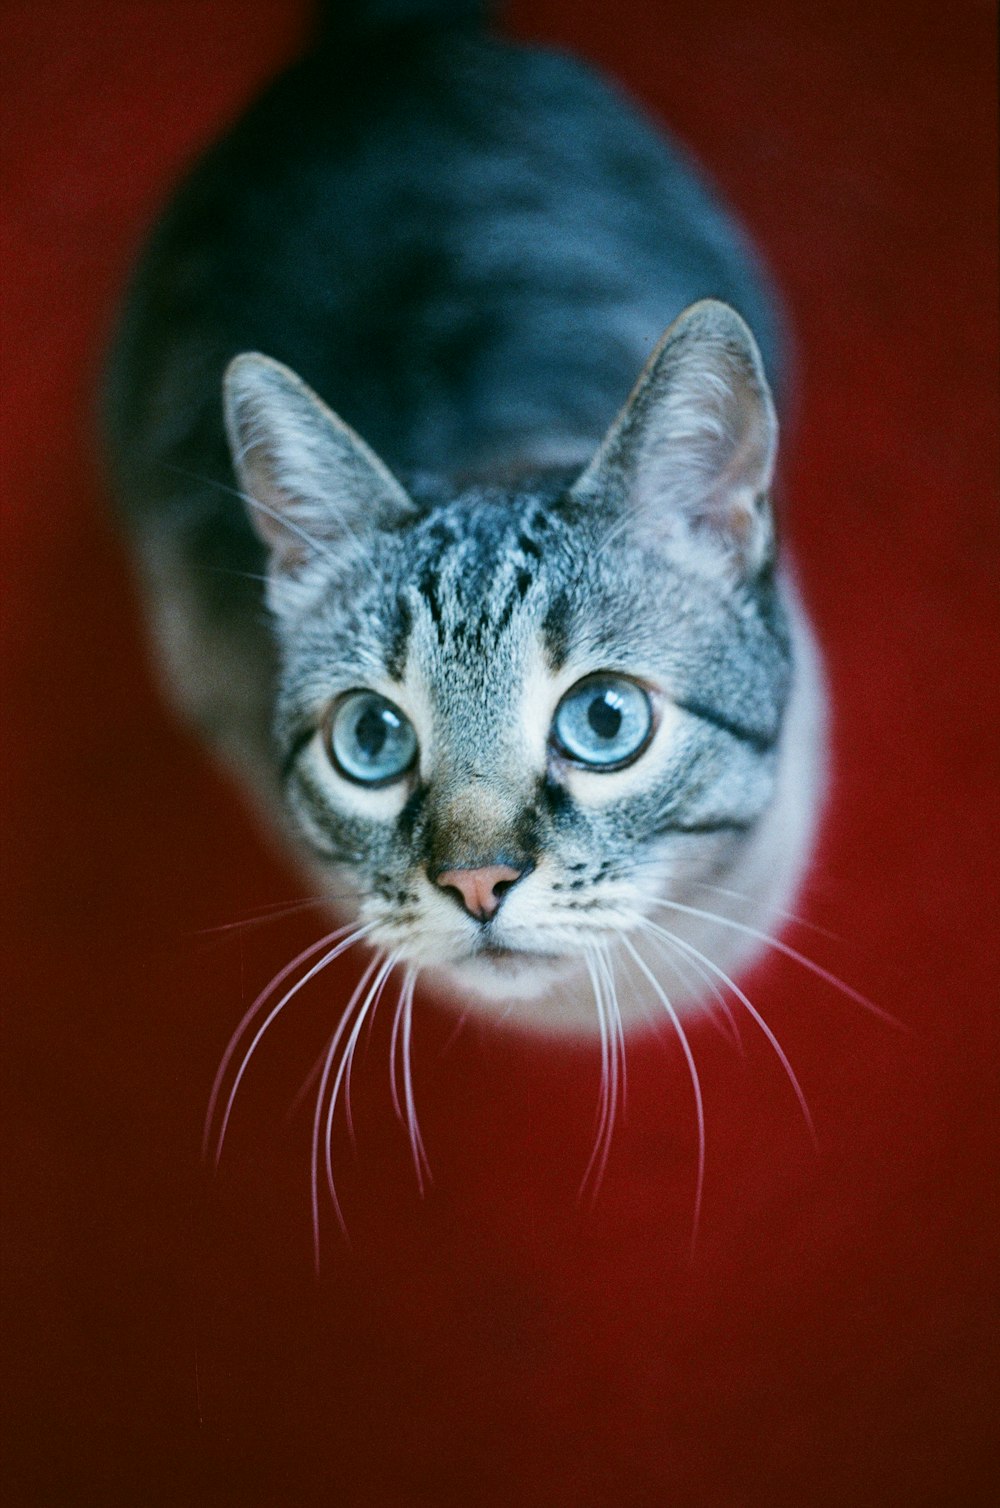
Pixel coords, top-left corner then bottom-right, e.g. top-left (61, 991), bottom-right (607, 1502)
top-left (571, 300), bottom-right (778, 579)
top-left (223, 353), bottom-right (414, 576)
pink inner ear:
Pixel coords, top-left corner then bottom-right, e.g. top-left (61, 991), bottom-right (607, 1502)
top-left (635, 330), bottom-right (778, 571)
top-left (570, 303), bottom-right (778, 576)
top-left (230, 429), bottom-right (323, 572)
top-left (700, 389), bottom-right (774, 523)
top-left (224, 354), bottom-right (416, 580)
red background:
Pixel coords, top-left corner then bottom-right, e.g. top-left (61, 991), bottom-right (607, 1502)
top-left (3, 2), bottom-right (998, 1503)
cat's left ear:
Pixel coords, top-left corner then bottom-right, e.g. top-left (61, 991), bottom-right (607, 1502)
top-left (571, 300), bottom-right (778, 579)
top-left (223, 352), bottom-right (415, 579)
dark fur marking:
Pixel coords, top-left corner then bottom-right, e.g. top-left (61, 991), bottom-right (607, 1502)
top-left (397, 781), bottom-right (428, 845)
top-left (514, 803), bottom-right (543, 858)
top-left (654, 816), bottom-right (755, 837)
top-left (280, 724), bottom-right (316, 783)
top-left (538, 774), bottom-right (573, 822)
top-left (492, 602), bottom-right (514, 638)
top-left (676, 698), bottom-right (777, 753)
top-left (385, 591), bottom-right (412, 679)
top-left (541, 592), bottom-right (571, 669)
top-left (417, 565), bottom-right (445, 638)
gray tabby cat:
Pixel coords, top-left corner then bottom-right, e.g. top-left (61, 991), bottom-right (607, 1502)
top-left (105, 0), bottom-right (826, 1042)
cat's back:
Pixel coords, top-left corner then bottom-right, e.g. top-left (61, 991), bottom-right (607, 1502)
top-left (106, 3), bottom-right (781, 488)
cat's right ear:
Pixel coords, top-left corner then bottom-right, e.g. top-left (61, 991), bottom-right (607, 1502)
top-left (570, 300), bottom-right (778, 582)
top-left (223, 353), bottom-right (414, 578)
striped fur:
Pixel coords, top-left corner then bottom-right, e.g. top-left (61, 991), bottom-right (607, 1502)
top-left (105, 7), bottom-right (824, 1032)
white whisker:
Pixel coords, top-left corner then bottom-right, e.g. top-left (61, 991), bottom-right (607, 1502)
top-left (204, 923), bottom-right (351, 1155)
top-left (194, 893), bottom-right (348, 936)
top-left (596, 942), bottom-right (627, 1121)
top-left (639, 917), bottom-right (816, 1145)
top-left (438, 1006), bottom-right (473, 1058)
top-left (648, 896), bottom-right (900, 1028)
top-left (388, 973), bottom-right (408, 1126)
top-left (684, 878), bottom-right (842, 942)
top-left (620, 934), bottom-right (705, 1256)
top-left (343, 953), bottom-right (397, 1150)
top-left (579, 948), bottom-right (616, 1204)
top-left (641, 927), bottom-right (743, 1051)
top-left (309, 953), bottom-right (383, 1269)
top-left (401, 970), bottom-right (431, 1192)
top-left (208, 921), bottom-right (373, 1166)
top-left (324, 955), bottom-right (397, 1211)
top-left (312, 953), bottom-right (396, 1264)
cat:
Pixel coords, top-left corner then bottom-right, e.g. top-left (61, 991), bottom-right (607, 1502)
top-left (104, 0), bottom-right (827, 1056)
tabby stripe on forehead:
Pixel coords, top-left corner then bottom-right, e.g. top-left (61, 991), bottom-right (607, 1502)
top-left (417, 565), bottom-right (445, 641)
top-left (385, 592), bottom-right (412, 680)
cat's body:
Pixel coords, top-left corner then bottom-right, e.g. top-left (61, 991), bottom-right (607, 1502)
top-left (106, 0), bottom-right (826, 1032)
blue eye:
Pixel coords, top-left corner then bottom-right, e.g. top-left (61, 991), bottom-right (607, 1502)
top-left (552, 675), bottom-right (654, 769)
top-left (326, 691), bottom-right (417, 786)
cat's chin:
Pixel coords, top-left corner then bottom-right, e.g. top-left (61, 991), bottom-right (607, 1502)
top-left (423, 947), bottom-right (659, 1036)
top-left (427, 949), bottom-right (581, 1007)
top-left (423, 949), bottom-right (647, 1035)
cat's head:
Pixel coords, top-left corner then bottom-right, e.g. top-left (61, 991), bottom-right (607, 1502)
top-left (224, 301), bottom-right (792, 1024)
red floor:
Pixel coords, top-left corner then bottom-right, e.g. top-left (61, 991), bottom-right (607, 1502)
top-left (3, 3), bottom-right (998, 1503)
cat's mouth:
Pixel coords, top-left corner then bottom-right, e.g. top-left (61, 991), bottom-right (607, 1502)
top-left (435, 939), bottom-right (575, 1004)
top-left (475, 942), bottom-right (560, 966)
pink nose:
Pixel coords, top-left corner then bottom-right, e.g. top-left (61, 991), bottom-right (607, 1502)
top-left (434, 864), bottom-right (524, 921)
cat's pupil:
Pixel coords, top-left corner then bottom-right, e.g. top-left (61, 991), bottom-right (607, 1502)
top-left (356, 705), bottom-right (389, 759)
top-left (588, 691), bottom-right (623, 741)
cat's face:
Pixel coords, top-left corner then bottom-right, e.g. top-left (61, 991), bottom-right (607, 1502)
top-left (225, 301), bottom-right (791, 1015)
